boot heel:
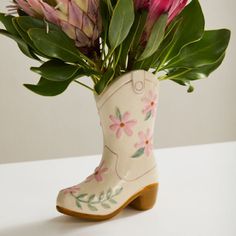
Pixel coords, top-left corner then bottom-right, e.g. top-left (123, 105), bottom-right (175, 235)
top-left (129, 183), bottom-right (158, 211)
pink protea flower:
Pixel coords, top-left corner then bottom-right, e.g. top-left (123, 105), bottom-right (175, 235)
top-left (62, 184), bottom-right (80, 194)
top-left (85, 161), bottom-right (108, 183)
top-left (142, 90), bottom-right (157, 120)
top-left (109, 108), bottom-right (137, 139)
top-left (139, 0), bottom-right (188, 40)
top-left (12, 0), bottom-right (102, 48)
top-left (134, 0), bottom-right (150, 10)
top-left (133, 128), bottom-right (153, 157)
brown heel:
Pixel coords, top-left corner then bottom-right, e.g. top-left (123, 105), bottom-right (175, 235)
top-left (129, 183), bottom-right (158, 211)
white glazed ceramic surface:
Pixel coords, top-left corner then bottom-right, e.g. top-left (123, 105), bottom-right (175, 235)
top-left (57, 70), bottom-right (159, 216)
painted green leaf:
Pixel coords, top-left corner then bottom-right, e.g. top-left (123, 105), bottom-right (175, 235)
top-left (31, 60), bottom-right (79, 82)
top-left (163, 29), bottom-right (231, 69)
top-left (145, 111), bottom-right (152, 121)
top-left (88, 194), bottom-right (96, 203)
top-left (28, 28), bottom-right (81, 63)
top-left (109, 0), bottom-right (135, 49)
top-left (76, 200), bottom-right (82, 209)
top-left (138, 14), bottom-right (168, 61)
top-left (101, 203), bottom-right (111, 209)
top-left (115, 107), bottom-right (122, 121)
top-left (77, 193), bottom-right (88, 199)
top-left (109, 199), bottom-right (117, 204)
top-left (115, 187), bottom-right (123, 195)
top-left (106, 188), bottom-right (112, 199)
top-left (99, 191), bottom-right (105, 201)
top-left (88, 204), bottom-right (98, 211)
top-left (131, 147), bottom-right (145, 158)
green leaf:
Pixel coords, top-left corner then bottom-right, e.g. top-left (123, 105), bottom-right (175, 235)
top-left (77, 193), bottom-right (88, 199)
top-left (168, 54), bottom-right (226, 82)
top-left (115, 107), bottom-right (122, 121)
top-left (114, 186), bottom-right (123, 195)
top-left (158, 0), bottom-right (205, 68)
top-left (94, 69), bottom-right (115, 94)
top-left (88, 204), bottom-right (98, 211)
top-left (0, 29), bottom-right (39, 60)
top-left (13, 17), bottom-right (48, 58)
top-left (109, 0), bottom-right (135, 49)
top-left (138, 14), bottom-right (168, 61)
top-left (106, 188), bottom-right (112, 199)
top-left (27, 28), bottom-right (81, 63)
top-left (109, 199), bottom-right (117, 204)
top-left (163, 29), bottom-right (231, 69)
top-left (17, 16), bottom-right (58, 32)
top-left (24, 77), bottom-right (74, 96)
top-left (0, 13), bottom-right (19, 35)
top-left (99, 191), bottom-right (105, 201)
top-left (131, 147), bottom-right (145, 158)
top-left (101, 203), bottom-right (111, 209)
top-left (120, 11), bottom-right (147, 68)
top-left (145, 111), bottom-right (152, 121)
top-left (31, 60), bottom-right (79, 82)
top-left (76, 200), bottom-right (82, 209)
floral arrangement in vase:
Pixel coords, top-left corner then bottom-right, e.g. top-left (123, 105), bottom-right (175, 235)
top-left (0, 0), bottom-right (231, 221)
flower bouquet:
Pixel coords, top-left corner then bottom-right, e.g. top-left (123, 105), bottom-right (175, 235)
top-left (0, 0), bottom-right (230, 220)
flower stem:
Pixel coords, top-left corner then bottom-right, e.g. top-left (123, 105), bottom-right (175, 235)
top-left (74, 80), bottom-right (94, 91)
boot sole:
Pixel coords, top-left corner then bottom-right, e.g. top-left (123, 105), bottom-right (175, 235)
top-left (56, 183), bottom-right (158, 221)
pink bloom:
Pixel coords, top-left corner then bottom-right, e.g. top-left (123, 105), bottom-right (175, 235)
top-left (85, 161), bottom-right (108, 183)
top-left (109, 108), bottom-right (137, 139)
top-left (134, 0), bottom-right (150, 10)
top-left (143, 0), bottom-right (188, 40)
top-left (62, 184), bottom-right (80, 195)
top-left (135, 129), bottom-right (153, 156)
top-left (142, 90), bottom-right (157, 120)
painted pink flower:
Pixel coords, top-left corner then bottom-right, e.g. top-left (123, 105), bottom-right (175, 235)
top-left (132, 129), bottom-right (153, 157)
top-left (62, 184), bottom-right (80, 195)
top-left (142, 90), bottom-right (157, 120)
top-left (85, 161), bottom-right (108, 183)
top-left (109, 107), bottom-right (137, 139)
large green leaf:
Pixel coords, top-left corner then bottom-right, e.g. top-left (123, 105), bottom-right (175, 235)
top-left (158, 0), bottom-right (205, 69)
top-left (0, 13), bottom-right (19, 35)
top-left (17, 16), bottom-right (58, 32)
top-left (119, 11), bottom-right (146, 69)
top-left (13, 17), bottom-right (49, 58)
top-left (138, 14), bottom-right (168, 61)
top-left (31, 60), bottom-right (80, 82)
top-left (164, 29), bottom-right (231, 69)
top-left (108, 0), bottom-right (135, 49)
top-left (0, 29), bottom-right (40, 60)
top-left (133, 18), bottom-right (182, 70)
top-left (166, 54), bottom-right (226, 82)
top-left (24, 77), bottom-right (74, 96)
top-left (27, 28), bottom-right (82, 63)
top-left (0, 13), bottom-right (40, 60)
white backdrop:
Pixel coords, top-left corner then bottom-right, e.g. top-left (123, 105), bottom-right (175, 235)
top-left (0, 0), bottom-right (235, 163)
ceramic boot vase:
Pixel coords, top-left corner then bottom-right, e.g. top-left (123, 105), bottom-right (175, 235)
top-left (56, 70), bottom-right (160, 220)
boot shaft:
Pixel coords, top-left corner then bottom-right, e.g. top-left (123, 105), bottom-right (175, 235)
top-left (95, 70), bottom-right (159, 181)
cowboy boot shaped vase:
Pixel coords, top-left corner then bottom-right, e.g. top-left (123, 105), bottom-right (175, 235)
top-left (56, 70), bottom-right (160, 220)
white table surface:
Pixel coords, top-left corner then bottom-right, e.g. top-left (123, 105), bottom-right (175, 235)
top-left (0, 142), bottom-right (236, 236)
